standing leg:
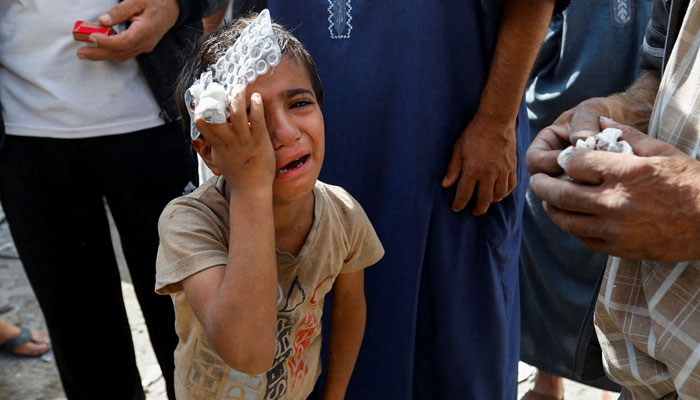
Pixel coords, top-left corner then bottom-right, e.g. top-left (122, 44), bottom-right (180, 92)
top-left (95, 124), bottom-right (198, 400)
top-left (0, 135), bottom-right (144, 400)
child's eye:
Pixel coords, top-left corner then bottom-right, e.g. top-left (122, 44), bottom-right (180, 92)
top-left (290, 100), bottom-right (312, 109)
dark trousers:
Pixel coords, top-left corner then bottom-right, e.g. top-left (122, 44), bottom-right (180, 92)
top-left (0, 124), bottom-right (197, 399)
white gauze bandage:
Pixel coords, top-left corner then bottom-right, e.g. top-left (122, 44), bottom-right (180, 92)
top-left (557, 127), bottom-right (635, 170)
top-left (185, 9), bottom-right (282, 140)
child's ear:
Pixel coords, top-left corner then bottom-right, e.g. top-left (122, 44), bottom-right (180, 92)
top-left (191, 138), bottom-right (223, 176)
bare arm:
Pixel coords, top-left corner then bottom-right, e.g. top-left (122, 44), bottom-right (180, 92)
top-left (182, 90), bottom-right (279, 374)
top-left (322, 270), bottom-right (366, 400)
top-left (443, 0), bottom-right (556, 215)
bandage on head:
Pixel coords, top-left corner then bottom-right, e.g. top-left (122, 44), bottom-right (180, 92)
top-left (185, 9), bottom-right (282, 140)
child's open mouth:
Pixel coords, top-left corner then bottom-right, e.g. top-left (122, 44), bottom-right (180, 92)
top-left (276, 155), bottom-right (310, 175)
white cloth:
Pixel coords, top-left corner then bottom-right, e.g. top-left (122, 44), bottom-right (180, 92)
top-left (557, 128), bottom-right (634, 170)
top-left (0, 0), bottom-right (163, 138)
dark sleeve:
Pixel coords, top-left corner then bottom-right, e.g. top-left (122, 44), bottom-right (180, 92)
top-left (553, 0), bottom-right (571, 15)
top-left (640, 0), bottom-right (670, 72)
top-left (231, 0), bottom-right (267, 18)
top-left (174, 0), bottom-right (203, 28)
top-left (0, 103), bottom-right (5, 151)
top-left (202, 0), bottom-right (231, 18)
top-left (135, 0), bottom-right (203, 123)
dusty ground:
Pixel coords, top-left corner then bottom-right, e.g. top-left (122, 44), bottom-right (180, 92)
top-left (0, 205), bottom-right (619, 400)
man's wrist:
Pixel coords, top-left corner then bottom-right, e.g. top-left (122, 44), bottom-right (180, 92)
top-left (610, 71), bottom-right (660, 131)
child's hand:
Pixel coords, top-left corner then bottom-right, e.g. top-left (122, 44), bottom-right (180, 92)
top-left (195, 90), bottom-right (276, 191)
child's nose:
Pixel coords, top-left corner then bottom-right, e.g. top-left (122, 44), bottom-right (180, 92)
top-left (267, 111), bottom-right (300, 149)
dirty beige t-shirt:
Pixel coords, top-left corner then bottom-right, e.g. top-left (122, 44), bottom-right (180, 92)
top-left (155, 176), bottom-right (384, 400)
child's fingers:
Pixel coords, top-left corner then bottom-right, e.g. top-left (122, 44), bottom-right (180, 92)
top-left (228, 89), bottom-right (251, 137)
top-left (248, 93), bottom-right (268, 139)
top-left (194, 116), bottom-right (218, 141)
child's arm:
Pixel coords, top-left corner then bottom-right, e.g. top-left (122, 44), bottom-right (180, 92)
top-left (323, 269), bottom-right (366, 400)
top-left (182, 90), bottom-right (279, 374)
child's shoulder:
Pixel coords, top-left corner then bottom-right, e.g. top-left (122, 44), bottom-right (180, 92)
top-left (164, 175), bottom-right (225, 211)
top-left (159, 176), bottom-right (228, 229)
top-left (313, 180), bottom-right (371, 228)
top-left (313, 181), bottom-right (384, 273)
top-left (314, 180), bottom-right (362, 214)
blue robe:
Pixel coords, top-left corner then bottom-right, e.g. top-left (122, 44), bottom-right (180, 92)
top-left (266, 2), bottom-right (527, 398)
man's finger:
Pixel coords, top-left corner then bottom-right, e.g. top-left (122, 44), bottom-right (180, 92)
top-left (569, 103), bottom-right (604, 142)
top-left (99, 0), bottom-right (145, 26)
top-left (442, 149), bottom-right (463, 188)
top-left (525, 124), bottom-right (571, 175)
top-left (542, 202), bottom-right (605, 238)
top-left (473, 176), bottom-right (496, 215)
top-left (452, 175), bottom-right (476, 212)
top-left (599, 116), bottom-right (648, 146)
top-left (91, 27), bottom-right (140, 52)
top-left (565, 150), bottom-right (638, 185)
top-left (529, 173), bottom-right (604, 215)
top-left (76, 46), bottom-right (115, 61)
top-left (525, 146), bottom-right (563, 176)
top-left (493, 174), bottom-right (508, 202)
top-left (508, 170), bottom-right (517, 194)
top-left (600, 117), bottom-right (683, 158)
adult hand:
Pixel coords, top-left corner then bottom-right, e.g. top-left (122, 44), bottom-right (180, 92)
top-left (442, 113), bottom-right (516, 215)
top-left (76, 0), bottom-right (180, 62)
top-left (194, 91), bottom-right (276, 191)
top-left (526, 96), bottom-right (628, 176)
top-left (530, 117), bottom-right (700, 262)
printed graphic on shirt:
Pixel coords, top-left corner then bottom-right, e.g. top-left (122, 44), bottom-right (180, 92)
top-left (264, 274), bottom-right (333, 398)
top-left (279, 277), bottom-right (305, 313)
top-left (183, 273), bottom-right (333, 399)
top-left (328, 0), bottom-right (352, 39)
top-left (611, 0), bottom-right (634, 27)
top-left (264, 315), bottom-right (294, 399)
top-left (185, 338), bottom-right (267, 399)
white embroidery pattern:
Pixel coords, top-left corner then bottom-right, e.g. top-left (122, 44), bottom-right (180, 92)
top-left (612, 0), bottom-right (633, 26)
top-left (327, 0), bottom-right (352, 39)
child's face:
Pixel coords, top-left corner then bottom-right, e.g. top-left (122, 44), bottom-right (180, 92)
top-left (246, 56), bottom-right (325, 204)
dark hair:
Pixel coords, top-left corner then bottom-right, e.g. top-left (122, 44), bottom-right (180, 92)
top-left (176, 14), bottom-right (324, 140)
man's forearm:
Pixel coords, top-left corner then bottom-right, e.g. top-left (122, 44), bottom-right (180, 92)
top-left (476, 0), bottom-right (556, 125)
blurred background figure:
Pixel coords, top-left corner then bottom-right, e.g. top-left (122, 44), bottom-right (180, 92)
top-left (519, 1), bottom-right (652, 399)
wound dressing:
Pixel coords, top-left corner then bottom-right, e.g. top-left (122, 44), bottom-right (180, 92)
top-left (185, 9), bottom-right (282, 140)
